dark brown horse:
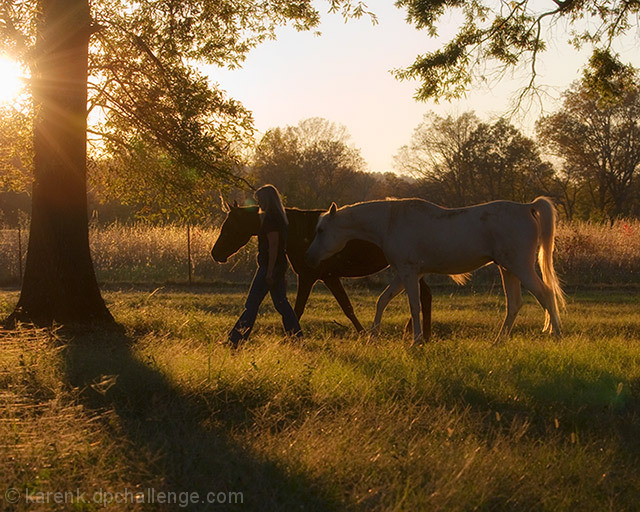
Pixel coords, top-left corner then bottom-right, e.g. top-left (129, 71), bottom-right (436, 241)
top-left (211, 203), bottom-right (432, 338)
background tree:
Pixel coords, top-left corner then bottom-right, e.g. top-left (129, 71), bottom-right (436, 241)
top-left (252, 118), bottom-right (371, 208)
top-left (395, 112), bottom-right (479, 205)
top-left (396, 112), bottom-right (554, 206)
top-left (460, 118), bottom-right (555, 204)
top-left (395, 0), bottom-right (640, 104)
top-left (537, 52), bottom-right (640, 221)
top-left (364, 172), bottom-right (417, 201)
top-left (0, 0), bottom-right (368, 325)
top-left (0, 104), bottom-right (31, 194)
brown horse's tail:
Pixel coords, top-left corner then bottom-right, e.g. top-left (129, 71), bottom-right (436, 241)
top-left (531, 197), bottom-right (566, 331)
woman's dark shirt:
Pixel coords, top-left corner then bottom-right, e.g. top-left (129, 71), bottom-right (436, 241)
top-left (257, 211), bottom-right (288, 275)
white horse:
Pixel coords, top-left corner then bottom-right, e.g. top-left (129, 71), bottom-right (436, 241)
top-left (305, 197), bottom-right (565, 343)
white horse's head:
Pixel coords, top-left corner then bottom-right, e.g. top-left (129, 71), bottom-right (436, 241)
top-left (305, 202), bottom-right (349, 267)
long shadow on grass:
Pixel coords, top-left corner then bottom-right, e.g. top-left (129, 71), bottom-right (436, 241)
top-left (62, 327), bottom-right (340, 511)
top-left (331, 344), bottom-right (640, 457)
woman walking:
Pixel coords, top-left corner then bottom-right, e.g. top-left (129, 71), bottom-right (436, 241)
top-left (228, 185), bottom-right (302, 347)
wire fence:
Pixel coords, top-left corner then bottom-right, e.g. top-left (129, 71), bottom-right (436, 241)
top-left (0, 223), bottom-right (258, 286)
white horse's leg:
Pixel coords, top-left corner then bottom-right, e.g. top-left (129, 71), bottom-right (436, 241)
top-left (401, 273), bottom-right (423, 345)
top-left (370, 275), bottom-right (404, 339)
top-left (516, 267), bottom-right (562, 337)
top-left (495, 266), bottom-right (523, 343)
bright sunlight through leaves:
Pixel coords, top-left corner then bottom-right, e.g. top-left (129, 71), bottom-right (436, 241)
top-left (0, 57), bottom-right (26, 105)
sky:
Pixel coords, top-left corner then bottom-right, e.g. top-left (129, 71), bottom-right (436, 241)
top-left (205, 2), bottom-right (640, 173)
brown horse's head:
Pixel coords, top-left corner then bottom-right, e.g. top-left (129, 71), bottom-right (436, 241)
top-left (211, 202), bottom-right (260, 263)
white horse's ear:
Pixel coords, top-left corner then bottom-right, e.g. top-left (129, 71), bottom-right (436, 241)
top-left (329, 202), bottom-right (337, 215)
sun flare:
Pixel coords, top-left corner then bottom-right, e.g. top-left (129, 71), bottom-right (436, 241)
top-left (0, 57), bottom-right (26, 105)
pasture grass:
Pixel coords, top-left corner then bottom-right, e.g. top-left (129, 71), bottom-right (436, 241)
top-left (1, 287), bottom-right (640, 510)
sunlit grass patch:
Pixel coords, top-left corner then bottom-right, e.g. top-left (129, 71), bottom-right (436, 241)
top-left (0, 327), bottom-right (162, 511)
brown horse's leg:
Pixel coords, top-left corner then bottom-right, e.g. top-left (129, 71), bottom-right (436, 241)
top-left (294, 274), bottom-right (316, 320)
top-left (323, 277), bottom-right (365, 332)
top-left (404, 278), bottom-right (432, 342)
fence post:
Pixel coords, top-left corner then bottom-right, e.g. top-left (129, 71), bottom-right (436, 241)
top-left (187, 223), bottom-right (192, 285)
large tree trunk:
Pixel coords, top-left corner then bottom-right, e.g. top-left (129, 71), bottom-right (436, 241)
top-left (6, 0), bottom-right (113, 326)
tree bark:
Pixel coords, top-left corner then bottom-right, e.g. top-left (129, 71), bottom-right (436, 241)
top-left (6, 0), bottom-right (113, 326)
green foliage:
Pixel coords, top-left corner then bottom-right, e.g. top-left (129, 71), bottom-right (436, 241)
top-left (395, 0), bottom-right (640, 102)
top-left (251, 117), bottom-right (373, 208)
top-left (537, 58), bottom-right (640, 220)
top-left (396, 112), bottom-right (554, 206)
top-left (0, 105), bottom-right (32, 194)
top-left (88, 2), bottom-right (259, 196)
top-left (91, 140), bottom-right (229, 223)
top-left (582, 48), bottom-right (637, 105)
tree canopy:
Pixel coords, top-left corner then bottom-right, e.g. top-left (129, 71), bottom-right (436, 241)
top-left (0, 0), bottom-right (372, 194)
top-left (395, 113), bottom-right (554, 206)
top-left (394, 0), bottom-right (640, 104)
top-left (537, 54), bottom-right (640, 221)
top-left (251, 118), bottom-right (371, 208)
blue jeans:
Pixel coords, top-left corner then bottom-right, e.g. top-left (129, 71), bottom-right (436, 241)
top-left (229, 266), bottom-right (302, 346)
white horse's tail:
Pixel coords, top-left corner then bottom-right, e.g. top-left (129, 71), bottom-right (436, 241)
top-left (531, 197), bottom-right (566, 331)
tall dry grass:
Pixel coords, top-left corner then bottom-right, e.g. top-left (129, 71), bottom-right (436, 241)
top-left (556, 220), bottom-right (640, 284)
top-left (88, 223), bottom-right (256, 283)
top-left (0, 219), bottom-right (639, 286)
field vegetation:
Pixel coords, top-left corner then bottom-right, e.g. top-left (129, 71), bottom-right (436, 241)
top-left (1, 218), bottom-right (639, 510)
top-left (0, 219), bottom-right (639, 286)
top-left (1, 286), bottom-right (640, 510)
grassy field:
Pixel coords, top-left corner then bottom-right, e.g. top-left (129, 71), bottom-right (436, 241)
top-left (1, 285), bottom-right (640, 511)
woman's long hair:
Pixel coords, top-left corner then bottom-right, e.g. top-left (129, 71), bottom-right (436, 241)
top-left (255, 184), bottom-right (288, 225)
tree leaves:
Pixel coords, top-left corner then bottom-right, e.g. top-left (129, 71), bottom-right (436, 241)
top-left (252, 117), bottom-right (370, 208)
top-left (396, 112), bottom-right (554, 206)
top-left (396, 0), bottom-right (640, 103)
top-left (537, 60), bottom-right (640, 220)
top-left (1, 0), bottom-right (365, 212)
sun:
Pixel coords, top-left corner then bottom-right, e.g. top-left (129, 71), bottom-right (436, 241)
top-left (0, 57), bottom-right (27, 105)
